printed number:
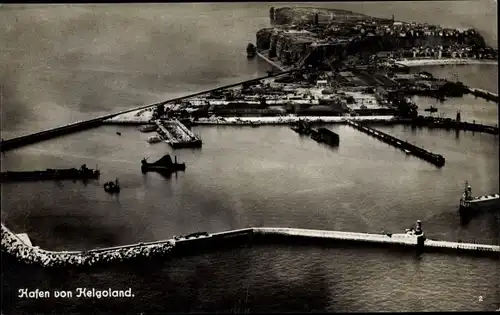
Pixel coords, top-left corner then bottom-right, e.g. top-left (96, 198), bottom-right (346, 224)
top-left (478, 296), bottom-right (483, 302)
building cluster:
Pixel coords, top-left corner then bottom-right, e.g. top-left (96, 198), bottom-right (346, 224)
top-left (1, 225), bottom-right (175, 268)
top-left (259, 7), bottom-right (497, 70)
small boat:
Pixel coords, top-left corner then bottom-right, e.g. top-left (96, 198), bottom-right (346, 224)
top-left (424, 106), bottom-right (438, 113)
top-left (116, 132), bottom-right (122, 136)
top-left (138, 125), bottom-right (158, 133)
top-left (104, 179), bottom-right (120, 194)
top-left (147, 135), bottom-right (163, 144)
top-left (141, 154), bottom-right (186, 174)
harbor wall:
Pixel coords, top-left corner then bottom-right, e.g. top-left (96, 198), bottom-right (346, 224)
top-left (0, 119), bottom-right (105, 152)
top-left (468, 88), bottom-right (499, 103)
top-left (4, 221), bottom-right (498, 270)
top-left (0, 71), bottom-right (297, 152)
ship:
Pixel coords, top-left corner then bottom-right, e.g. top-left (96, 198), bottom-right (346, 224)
top-left (424, 106), bottom-right (438, 113)
top-left (138, 125), bottom-right (158, 133)
top-left (459, 181), bottom-right (500, 218)
top-left (246, 43), bottom-right (256, 58)
top-left (310, 127), bottom-right (340, 146)
top-left (290, 119), bottom-right (312, 135)
top-left (0, 164), bottom-right (100, 182)
top-left (141, 154), bottom-right (186, 174)
top-left (147, 135), bottom-right (163, 144)
top-left (104, 179), bottom-right (120, 194)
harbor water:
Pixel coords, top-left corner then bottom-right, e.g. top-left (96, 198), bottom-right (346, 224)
top-left (1, 2), bottom-right (499, 313)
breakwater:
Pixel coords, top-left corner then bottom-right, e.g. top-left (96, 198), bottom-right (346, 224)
top-left (468, 88), bottom-right (499, 103)
top-left (1, 223), bottom-right (175, 268)
top-left (0, 119), bottom-right (106, 152)
top-left (346, 120), bottom-right (446, 167)
top-left (155, 120), bottom-right (202, 149)
top-left (4, 222), bottom-right (499, 269)
top-left (0, 71), bottom-right (296, 152)
top-left (396, 58), bottom-right (499, 67)
top-left (363, 117), bottom-right (499, 135)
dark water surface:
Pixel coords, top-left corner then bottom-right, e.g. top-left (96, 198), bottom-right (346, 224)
top-left (1, 2), bottom-right (499, 313)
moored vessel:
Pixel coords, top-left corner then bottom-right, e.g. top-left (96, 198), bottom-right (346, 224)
top-left (104, 179), bottom-right (120, 194)
top-left (424, 106), bottom-right (438, 113)
top-left (0, 164), bottom-right (100, 182)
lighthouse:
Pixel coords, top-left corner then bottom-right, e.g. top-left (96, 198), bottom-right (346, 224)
top-left (415, 220), bottom-right (426, 251)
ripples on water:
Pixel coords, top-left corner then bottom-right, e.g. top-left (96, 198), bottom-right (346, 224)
top-left (1, 2), bottom-right (499, 313)
top-left (2, 246), bottom-right (499, 313)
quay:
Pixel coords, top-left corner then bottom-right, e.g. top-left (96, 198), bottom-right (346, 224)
top-left (366, 116), bottom-right (499, 136)
top-left (346, 120), bottom-right (446, 167)
top-left (3, 220), bottom-right (498, 269)
top-left (468, 87), bottom-right (499, 103)
top-left (0, 70), bottom-right (297, 152)
top-left (155, 119), bottom-right (202, 149)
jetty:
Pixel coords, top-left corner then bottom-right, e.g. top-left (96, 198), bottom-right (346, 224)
top-left (349, 116), bottom-right (499, 136)
top-left (0, 164), bottom-right (100, 183)
top-left (346, 120), bottom-right (446, 167)
top-left (155, 119), bottom-right (202, 149)
top-left (468, 88), bottom-right (499, 103)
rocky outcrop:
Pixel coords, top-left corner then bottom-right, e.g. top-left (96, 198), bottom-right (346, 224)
top-left (256, 28), bottom-right (274, 50)
top-left (257, 6), bottom-right (493, 70)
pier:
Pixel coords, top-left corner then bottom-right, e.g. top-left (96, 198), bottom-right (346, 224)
top-left (0, 71), bottom-right (297, 152)
top-left (346, 120), bottom-right (446, 167)
top-left (467, 88), bottom-right (499, 103)
top-left (366, 117), bottom-right (499, 136)
top-left (155, 119), bottom-right (202, 149)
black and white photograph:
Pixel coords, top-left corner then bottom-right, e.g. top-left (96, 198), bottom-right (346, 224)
top-left (1, 1), bottom-right (499, 313)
